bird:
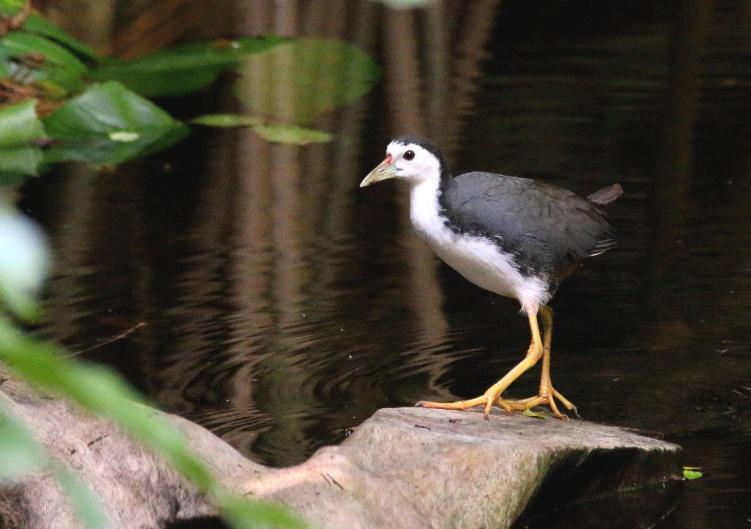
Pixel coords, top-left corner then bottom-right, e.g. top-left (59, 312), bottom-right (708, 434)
top-left (360, 136), bottom-right (622, 420)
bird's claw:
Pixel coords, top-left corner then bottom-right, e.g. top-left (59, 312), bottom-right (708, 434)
top-left (415, 392), bottom-right (516, 419)
top-left (498, 386), bottom-right (577, 420)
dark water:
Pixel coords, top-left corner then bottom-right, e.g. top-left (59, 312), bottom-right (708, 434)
top-left (20, 1), bottom-right (751, 528)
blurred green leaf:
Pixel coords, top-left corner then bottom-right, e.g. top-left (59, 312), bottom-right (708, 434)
top-left (521, 409), bottom-right (547, 420)
top-left (91, 37), bottom-right (289, 97)
top-left (0, 98), bottom-right (45, 143)
top-left (682, 468), bottom-right (703, 480)
top-left (0, 0), bottom-right (23, 13)
top-left (192, 114), bottom-right (331, 145)
top-left (218, 492), bottom-right (306, 529)
top-left (0, 408), bottom-right (111, 528)
top-left (0, 204), bottom-right (49, 319)
top-left (23, 15), bottom-right (97, 60)
top-left (0, 410), bottom-right (45, 481)
top-left (0, 1), bottom-right (96, 59)
top-left (43, 81), bottom-right (188, 165)
top-left (0, 146), bottom-right (44, 182)
top-left (0, 318), bottom-right (305, 528)
top-left (253, 123), bottom-right (331, 145)
top-left (0, 31), bottom-right (88, 94)
top-left (53, 467), bottom-right (113, 529)
top-left (191, 113), bottom-right (262, 128)
top-left (235, 38), bottom-right (380, 124)
top-left (0, 99), bottom-right (47, 183)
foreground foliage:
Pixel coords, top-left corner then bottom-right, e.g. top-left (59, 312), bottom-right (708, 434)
top-left (0, 198), bottom-right (305, 527)
top-left (0, 1), bottom-right (379, 527)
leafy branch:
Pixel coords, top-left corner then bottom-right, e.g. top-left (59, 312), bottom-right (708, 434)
top-left (0, 1), bottom-right (379, 185)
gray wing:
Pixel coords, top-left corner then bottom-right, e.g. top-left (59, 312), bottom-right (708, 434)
top-left (442, 172), bottom-right (617, 277)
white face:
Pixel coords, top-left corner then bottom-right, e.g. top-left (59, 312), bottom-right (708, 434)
top-left (386, 141), bottom-right (442, 185)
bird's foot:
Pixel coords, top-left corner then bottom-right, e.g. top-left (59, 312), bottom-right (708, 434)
top-left (501, 386), bottom-right (577, 420)
top-left (415, 390), bottom-right (516, 419)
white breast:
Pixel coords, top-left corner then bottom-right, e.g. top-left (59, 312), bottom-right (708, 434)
top-left (409, 179), bottom-right (550, 314)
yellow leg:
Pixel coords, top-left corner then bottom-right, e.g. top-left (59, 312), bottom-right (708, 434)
top-left (504, 305), bottom-right (577, 419)
top-left (416, 311), bottom-right (544, 419)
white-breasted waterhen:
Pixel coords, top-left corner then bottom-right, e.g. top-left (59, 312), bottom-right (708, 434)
top-left (360, 136), bottom-right (622, 420)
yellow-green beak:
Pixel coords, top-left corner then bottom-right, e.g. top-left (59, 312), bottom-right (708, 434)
top-left (360, 155), bottom-right (397, 188)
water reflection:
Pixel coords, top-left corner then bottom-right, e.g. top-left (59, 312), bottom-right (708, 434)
top-left (21, 0), bottom-right (751, 528)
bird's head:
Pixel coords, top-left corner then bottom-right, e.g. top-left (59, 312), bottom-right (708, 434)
top-left (360, 136), bottom-right (448, 188)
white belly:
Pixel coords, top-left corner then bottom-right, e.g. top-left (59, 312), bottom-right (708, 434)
top-left (431, 233), bottom-right (523, 298)
top-left (409, 180), bottom-right (549, 313)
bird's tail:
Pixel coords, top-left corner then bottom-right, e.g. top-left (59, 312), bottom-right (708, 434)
top-left (587, 183), bottom-right (623, 205)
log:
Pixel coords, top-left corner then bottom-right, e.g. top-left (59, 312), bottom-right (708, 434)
top-left (0, 370), bottom-right (683, 529)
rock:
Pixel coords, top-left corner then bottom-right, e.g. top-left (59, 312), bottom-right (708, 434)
top-left (0, 371), bottom-right (683, 529)
top-left (256, 408), bottom-right (683, 529)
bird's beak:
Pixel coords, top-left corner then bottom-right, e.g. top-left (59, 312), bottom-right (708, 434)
top-left (360, 155), bottom-right (396, 188)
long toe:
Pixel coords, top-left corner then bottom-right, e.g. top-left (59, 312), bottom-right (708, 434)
top-left (553, 388), bottom-right (577, 413)
top-left (546, 394), bottom-right (567, 420)
top-left (502, 388), bottom-right (575, 420)
top-left (415, 396), bottom-right (487, 411)
top-left (415, 393), bottom-right (516, 418)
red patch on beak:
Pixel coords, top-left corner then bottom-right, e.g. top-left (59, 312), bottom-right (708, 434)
top-left (384, 154), bottom-right (393, 165)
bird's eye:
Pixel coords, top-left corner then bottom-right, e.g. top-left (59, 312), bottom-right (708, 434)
top-left (404, 150), bottom-right (415, 161)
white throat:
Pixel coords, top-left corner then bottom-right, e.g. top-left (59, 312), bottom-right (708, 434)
top-left (408, 176), bottom-right (444, 242)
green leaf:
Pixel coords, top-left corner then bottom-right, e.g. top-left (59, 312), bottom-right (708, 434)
top-left (0, 31), bottom-right (88, 94)
top-left (0, 0), bottom-right (24, 12)
top-left (0, 410), bottom-right (45, 481)
top-left (0, 319), bottom-right (209, 485)
top-left (0, 145), bottom-right (43, 181)
top-left (0, 1), bottom-right (96, 59)
top-left (191, 114), bottom-right (331, 144)
top-left (0, 99), bottom-right (47, 182)
top-left (0, 204), bottom-right (49, 319)
top-left (682, 468), bottom-right (703, 480)
top-left (253, 123), bottom-right (331, 145)
top-left (0, 410), bottom-right (112, 528)
top-left (53, 467), bottom-right (113, 529)
top-left (235, 37), bottom-right (380, 124)
top-left (191, 113), bottom-right (262, 128)
top-left (521, 408), bottom-right (547, 420)
top-left (23, 14), bottom-right (97, 60)
top-left (0, 318), bottom-right (304, 528)
top-left (91, 37), bottom-right (289, 97)
top-left (218, 492), bottom-right (306, 529)
top-left (0, 98), bottom-right (45, 144)
top-left (43, 81), bottom-right (188, 165)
